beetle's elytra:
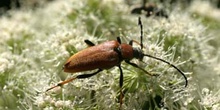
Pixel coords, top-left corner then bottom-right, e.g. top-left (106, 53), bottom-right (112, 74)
top-left (46, 17), bottom-right (188, 110)
top-left (64, 40), bottom-right (121, 73)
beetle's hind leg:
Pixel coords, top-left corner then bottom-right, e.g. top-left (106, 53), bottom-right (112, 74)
top-left (46, 69), bottom-right (103, 92)
top-left (84, 39), bottom-right (95, 46)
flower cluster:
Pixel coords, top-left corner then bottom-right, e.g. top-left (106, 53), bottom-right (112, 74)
top-left (0, 0), bottom-right (220, 110)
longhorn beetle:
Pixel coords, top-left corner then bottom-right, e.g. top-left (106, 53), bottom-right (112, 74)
top-left (46, 17), bottom-right (188, 109)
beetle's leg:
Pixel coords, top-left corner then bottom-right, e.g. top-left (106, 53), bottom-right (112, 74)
top-left (76, 69), bottom-right (102, 79)
top-left (46, 69), bottom-right (102, 92)
top-left (118, 65), bottom-right (124, 110)
top-left (125, 60), bottom-right (157, 76)
top-left (84, 39), bottom-right (95, 46)
top-left (129, 40), bottom-right (133, 46)
top-left (117, 37), bottom-right (121, 44)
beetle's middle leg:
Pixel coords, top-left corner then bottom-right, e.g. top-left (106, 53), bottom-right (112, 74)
top-left (118, 65), bottom-right (124, 110)
top-left (84, 39), bottom-right (95, 46)
top-left (46, 69), bottom-right (103, 92)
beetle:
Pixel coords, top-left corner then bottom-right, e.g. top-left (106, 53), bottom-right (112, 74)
top-left (46, 17), bottom-right (188, 109)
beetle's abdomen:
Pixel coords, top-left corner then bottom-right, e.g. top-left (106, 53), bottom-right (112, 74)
top-left (64, 40), bottom-right (120, 73)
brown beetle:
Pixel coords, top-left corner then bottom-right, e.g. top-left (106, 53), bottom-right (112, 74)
top-left (46, 17), bottom-right (187, 109)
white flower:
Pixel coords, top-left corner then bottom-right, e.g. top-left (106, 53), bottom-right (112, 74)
top-left (200, 88), bottom-right (220, 109)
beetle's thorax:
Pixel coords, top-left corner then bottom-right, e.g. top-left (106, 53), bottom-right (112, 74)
top-left (117, 44), bottom-right (144, 61)
top-left (119, 44), bottom-right (134, 60)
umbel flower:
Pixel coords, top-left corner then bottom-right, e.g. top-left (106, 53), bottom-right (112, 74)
top-left (0, 0), bottom-right (220, 110)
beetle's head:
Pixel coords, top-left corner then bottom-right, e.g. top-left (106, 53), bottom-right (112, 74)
top-left (133, 48), bottom-right (144, 60)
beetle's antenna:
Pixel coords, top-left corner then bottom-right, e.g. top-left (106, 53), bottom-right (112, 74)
top-left (138, 17), bottom-right (143, 50)
top-left (143, 54), bottom-right (188, 87)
